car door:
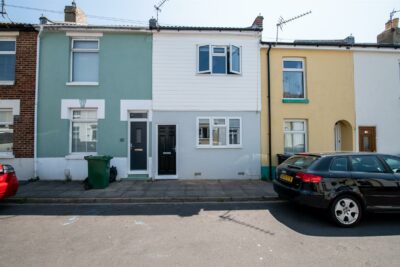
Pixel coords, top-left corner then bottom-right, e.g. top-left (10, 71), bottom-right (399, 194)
top-left (380, 155), bottom-right (400, 206)
top-left (350, 155), bottom-right (398, 207)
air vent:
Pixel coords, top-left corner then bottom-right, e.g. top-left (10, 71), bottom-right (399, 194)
top-left (237, 172), bottom-right (245, 176)
top-left (194, 172), bottom-right (202, 176)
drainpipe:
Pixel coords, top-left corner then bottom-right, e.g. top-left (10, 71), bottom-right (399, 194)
top-left (34, 25), bottom-right (43, 179)
top-left (267, 43), bottom-right (273, 180)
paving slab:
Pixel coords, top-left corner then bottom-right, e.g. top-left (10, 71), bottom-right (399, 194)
top-left (5, 179), bottom-right (278, 203)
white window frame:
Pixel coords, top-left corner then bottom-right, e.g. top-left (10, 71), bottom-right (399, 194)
top-left (196, 117), bottom-right (242, 148)
top-left (0, 108), bottom-right (14, 157)
top-left (196, 44), bottom-right (242, 75)
top-left (282, 58), bottom-right (306, 100)
top-left (0, 38), bottom-right (16, 85)
top-left (229, 45), bottom-right (242, 74)
top-left (68, 38), bottom-right (100, 86)
top-left (283, 119), bottom-right (308, 154)
top-left (69, 108), bottom-right (98, 155)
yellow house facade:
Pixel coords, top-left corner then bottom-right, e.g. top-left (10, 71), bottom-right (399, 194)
top-left (260, 43), bottom-right (356, 179)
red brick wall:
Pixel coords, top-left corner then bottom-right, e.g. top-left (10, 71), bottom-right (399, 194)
top-left (0, 30), bottom-right (37, 158)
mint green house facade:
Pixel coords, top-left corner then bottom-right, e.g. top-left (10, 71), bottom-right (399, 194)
top-left (37, 25), bottom-right (152, 180)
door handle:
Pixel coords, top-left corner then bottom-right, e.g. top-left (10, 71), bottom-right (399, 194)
top-left (163, 152), bottom-right (172, 155)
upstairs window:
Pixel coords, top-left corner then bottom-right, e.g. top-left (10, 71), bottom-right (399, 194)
top-left (70, 109), bottom-right (98, 153)
top-left (71, 40), bottom-right (99, 83)
top-left (0, 40), bottom-right (16, 84)
top-left (283, 58), bottom-right (305, 99)
top-left (0, 109), bottom-right (13, 153)
top-left (197, 45), bottom-right (241, 75)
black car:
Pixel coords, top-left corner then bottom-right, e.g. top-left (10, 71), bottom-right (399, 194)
top-left (273, 152), bottom-right (400, 227)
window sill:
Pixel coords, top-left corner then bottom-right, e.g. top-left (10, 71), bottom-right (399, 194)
top-left (0, 81), bottom-right (15, 86)
top-left (196, 73), bottom-right (242, 76)
top-left (196, 145), bottom-right (242, 149)
top-left (282, 98), bottom-right (309, 104)
top-left (0, 153), bottom-right (15, 159)
top-left (66, 82), bottom-right (99, 86)
top-left (65, 153), bottom-right (97, 160)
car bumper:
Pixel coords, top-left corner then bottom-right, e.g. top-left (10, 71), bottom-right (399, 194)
top-left (273, 180), bottom-right (329, 209)
top-left (0, 179), bottom-right (19, 199)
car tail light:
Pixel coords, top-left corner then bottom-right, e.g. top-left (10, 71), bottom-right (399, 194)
top-left (0, 164), bottom-right (15, 183)
top-left (296, 172), bottom-right (322, 183)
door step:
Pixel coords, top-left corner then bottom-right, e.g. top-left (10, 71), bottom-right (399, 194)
top-left (125, 174), bottom-right (150, 180)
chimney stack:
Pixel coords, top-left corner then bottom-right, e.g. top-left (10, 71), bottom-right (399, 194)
top-left (377, 17), bottom-right (400, 45)
top-left (64, 1), bottom-right (87, 24)
top-left (251, 14), bottom-right (264, 30)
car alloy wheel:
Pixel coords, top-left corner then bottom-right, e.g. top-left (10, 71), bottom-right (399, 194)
top-left (331, 196), bottom-right (362, 227)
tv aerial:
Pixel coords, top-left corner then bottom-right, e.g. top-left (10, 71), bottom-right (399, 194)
top-left (154, 0), bottom-right (169, 22)
top-left (276, 10), bottom-right (312, 43)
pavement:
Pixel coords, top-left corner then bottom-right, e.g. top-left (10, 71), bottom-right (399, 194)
top-left (5, 179), bottom-right (277, 203)
top-left (1, 202), bottom-right (399, 267)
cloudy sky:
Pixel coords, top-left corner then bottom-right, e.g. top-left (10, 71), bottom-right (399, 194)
top-left (1, 0), bottom-right (399, 42)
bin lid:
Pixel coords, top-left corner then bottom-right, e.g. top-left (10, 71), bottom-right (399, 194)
top-left (84, 155), bottom-right (113, 161)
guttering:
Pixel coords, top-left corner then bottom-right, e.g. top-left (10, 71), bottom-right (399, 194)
top-left (267, 43), bottom-right (273, 180)
top-left (260, 42), bottom-right (400, 52)
top-left (34, 25), bottom-right (43, 179)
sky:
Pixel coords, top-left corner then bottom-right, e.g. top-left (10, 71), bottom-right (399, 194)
top-left (1, 0), bottom-right (399, 43)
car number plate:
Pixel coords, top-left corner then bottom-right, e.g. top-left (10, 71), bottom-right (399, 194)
top-left (280, 174), bottom-right (293, 183)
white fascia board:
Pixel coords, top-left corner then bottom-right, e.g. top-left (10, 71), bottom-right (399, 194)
top-left (260, 44), bottom-right (400, 53)
top-left (0, 99), bottom-right (20, 115)
top-left (66, 32), bottom-right (103, 37)
top-left (61, 99), bottom-right (105, 119)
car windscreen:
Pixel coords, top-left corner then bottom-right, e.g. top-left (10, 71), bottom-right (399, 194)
top-left (283, 155), bottom-right (319, 169)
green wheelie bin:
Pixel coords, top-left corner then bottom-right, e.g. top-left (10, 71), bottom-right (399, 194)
top-left (84, 155), bottom-right (113, 189)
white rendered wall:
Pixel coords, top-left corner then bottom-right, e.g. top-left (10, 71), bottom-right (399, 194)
top-left (0, 158), bottom-right (33, 181)
top-left (354, 51), bottom-right (400, 155)
top-left (37, 157), bottom-right (127, 180)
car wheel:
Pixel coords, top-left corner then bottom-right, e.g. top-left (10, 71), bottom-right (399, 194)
top-left (330, 195), bottom-right (362, 227)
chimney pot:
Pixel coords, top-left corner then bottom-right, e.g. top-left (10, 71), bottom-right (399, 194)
top-left (377, 17), bottom-right (400, 45)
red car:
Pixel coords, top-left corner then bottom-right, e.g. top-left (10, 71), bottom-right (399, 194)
top-left (0, 164), bottom-right (19, 200)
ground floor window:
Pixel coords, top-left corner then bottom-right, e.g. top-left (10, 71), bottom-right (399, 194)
top-left (70, 109), bottom-right (98, 153)
top-left (0, 109), bottom-right (13, 153)
top-left (284, 120), bottom-right (307, 153)
top-left (197, 117), bottom-right (241, 147)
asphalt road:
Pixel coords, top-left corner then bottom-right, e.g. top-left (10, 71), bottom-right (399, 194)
top-left (0, 201), bottom-right (399, 267)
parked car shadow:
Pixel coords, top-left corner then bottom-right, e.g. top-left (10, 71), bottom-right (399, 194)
top-left (1, 201), bottom-right (399, 237)
top-left (268, 201), bottom-right (400, 237)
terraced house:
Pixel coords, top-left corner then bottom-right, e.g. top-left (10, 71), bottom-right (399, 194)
top-left (0, 23), bottom-right (37, 180)
top-left (150, 16), bottom-right (263, 179)
top-left (260, 38), bottom-right (357, 179)
top-left (36, 4), bottom-right (152, 180)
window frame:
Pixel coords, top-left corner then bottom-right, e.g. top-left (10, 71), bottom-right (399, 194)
top-left (196, 116), bottom-right (242, 148)
top-left (0, 38), bottom-right (17, 85)
top-left (282, 58), bottom-right (306, 100)
top-left (69, 108), bottom-right (98, 155)
top-left (0, 108), bottom-right (14, 156)
top-left (69, 38), bottom-right (100, 85)
top-left (196, 44), bottom-right (242, 75)
top-left (283, 119), bottom-right (308, 154)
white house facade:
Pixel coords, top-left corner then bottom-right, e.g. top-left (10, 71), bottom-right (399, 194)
top-left (150, 18), bottom-right (263, 179)
top-left (354, 49), bottom-right (400, 155)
